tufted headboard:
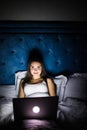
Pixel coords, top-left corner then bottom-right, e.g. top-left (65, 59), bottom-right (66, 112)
top-left (0, 21), bottom-right (87, 85)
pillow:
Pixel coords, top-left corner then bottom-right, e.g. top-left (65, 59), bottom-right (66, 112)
top-left (63, 73), bottom-right (87, 101)
top-left (53, 75), bottom-right (67, 102)
top-left (15, 71), bottom-right (27, 95)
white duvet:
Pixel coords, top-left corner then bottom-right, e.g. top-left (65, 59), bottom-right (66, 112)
top-left (0, 97), bottom-right (14, 123)
top-left (0, 85), bottom-right (16, 124)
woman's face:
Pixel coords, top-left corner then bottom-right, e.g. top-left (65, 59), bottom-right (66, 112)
top-left (30, 61), bottom-right (42, 79)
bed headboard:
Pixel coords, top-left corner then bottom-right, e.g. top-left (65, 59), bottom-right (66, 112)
top-left (0, 21), bottom-right (87, 85)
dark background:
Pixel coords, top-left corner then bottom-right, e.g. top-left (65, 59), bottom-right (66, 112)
top-left (0, 0), bottom-right (87, 21)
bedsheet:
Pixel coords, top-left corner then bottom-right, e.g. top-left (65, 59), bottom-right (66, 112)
top-left (14, 119), bottom-right (60, 130)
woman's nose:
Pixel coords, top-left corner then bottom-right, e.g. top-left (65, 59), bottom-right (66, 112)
top-left (34, 68), bottom-right (38, 71)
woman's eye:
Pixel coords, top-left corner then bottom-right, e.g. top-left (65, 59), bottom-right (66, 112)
top-left (38, 66), bottom-right (41, 69)
top-left (31, 66), bottom-right (34, 69)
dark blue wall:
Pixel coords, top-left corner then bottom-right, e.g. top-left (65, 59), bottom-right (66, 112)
top-left (0, 21), bottom-right (87, 84)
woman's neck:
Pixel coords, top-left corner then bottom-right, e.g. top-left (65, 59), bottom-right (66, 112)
top-left (30, 77), bottom-right (43, 84)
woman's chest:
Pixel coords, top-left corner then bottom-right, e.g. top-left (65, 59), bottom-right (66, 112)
top-left (24, 82), bottom-right (48, 94)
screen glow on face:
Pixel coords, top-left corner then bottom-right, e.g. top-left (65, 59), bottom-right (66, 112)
top-left (32, 106), bottom-right (40, 113)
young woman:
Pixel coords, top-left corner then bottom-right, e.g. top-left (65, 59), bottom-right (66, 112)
top-left (18, 60), bottom-right (56, 98)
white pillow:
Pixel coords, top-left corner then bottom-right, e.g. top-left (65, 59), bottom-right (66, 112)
top-left (64, 73), bottom-right (87, 101)
top-left (53, 75), bottom-right (67, 102)
top-left (15, 71), bottom-right (27, 95)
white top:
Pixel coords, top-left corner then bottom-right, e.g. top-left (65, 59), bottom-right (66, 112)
top-left (24, 81), bottom-right (49, 97)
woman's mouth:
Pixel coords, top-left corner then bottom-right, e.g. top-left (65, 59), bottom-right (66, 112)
top-left (34, 72), bottom-right (38, 74)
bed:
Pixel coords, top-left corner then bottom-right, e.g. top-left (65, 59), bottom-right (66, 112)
top-left (0, 21), bottom-right (87, 130)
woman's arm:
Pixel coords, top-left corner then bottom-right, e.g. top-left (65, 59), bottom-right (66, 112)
top-left (18, 80), bottom-right (25, 98)
top-left (46, 78), bottom-right (56, 96)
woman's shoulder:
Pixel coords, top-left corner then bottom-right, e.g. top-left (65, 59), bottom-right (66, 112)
top-left (46, 77), bottom-right (53, 82)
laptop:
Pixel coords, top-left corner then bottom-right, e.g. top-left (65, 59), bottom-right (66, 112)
top-left (13, 96), bottom-right (58, 121)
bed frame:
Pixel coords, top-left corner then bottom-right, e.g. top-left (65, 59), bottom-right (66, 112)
top-left (0, 21), bottom-right (87, 85)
